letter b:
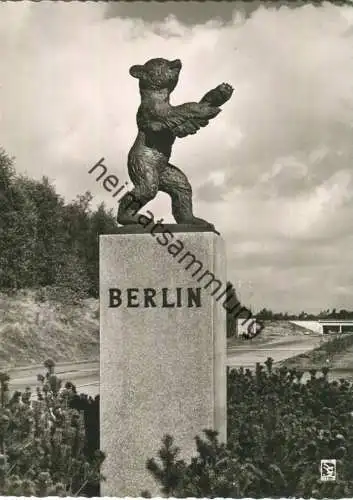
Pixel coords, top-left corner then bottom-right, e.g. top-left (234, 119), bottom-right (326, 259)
top-left (109, 288), bottom-right (122, 307)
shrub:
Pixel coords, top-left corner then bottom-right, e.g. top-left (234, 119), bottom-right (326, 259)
top-left (325, 333), bottom-right (353, 358)
top-left (0, 361), bottom-right (104, 496)
top-left (283, 333), bottom-right (353, 369)
top-left (46, 254), bottom-right (91, 308)
top-left (146, 359), bottom-right (353, 498)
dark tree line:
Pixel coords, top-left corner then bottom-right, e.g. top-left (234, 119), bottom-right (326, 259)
top-left (257, 308), bottom-right (353, 321)
top-left (0, 149), bottom-right (118, 298)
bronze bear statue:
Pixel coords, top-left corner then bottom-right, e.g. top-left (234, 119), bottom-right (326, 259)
top-left (117, 57), bottom-right (234, 229)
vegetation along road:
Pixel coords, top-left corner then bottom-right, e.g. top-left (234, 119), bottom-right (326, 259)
top-left (7, 360), bottom-right (100, 397)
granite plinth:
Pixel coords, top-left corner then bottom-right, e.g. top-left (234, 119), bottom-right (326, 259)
top-left (100, 230), bottom-right (227, 496)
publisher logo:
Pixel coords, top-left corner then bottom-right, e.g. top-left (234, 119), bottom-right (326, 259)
top-left (320, 459), bottom-right (336, 481)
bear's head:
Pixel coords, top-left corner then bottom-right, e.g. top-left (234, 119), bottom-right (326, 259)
top-left (129, 58), bottom-right (182, 92)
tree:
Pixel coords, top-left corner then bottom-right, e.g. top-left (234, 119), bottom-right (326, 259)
top-left (257, 308), bottom-right (273, 320)
top-left (47, 252), bottom-right (91, 307)
top-left (0, 154), bottom-right (38, 289)
top-left (20, 176), bottom-right (67, 287)
top-left (225, 281), bottom-right (240, 338)
top-left (86, 203), bottom-right (118, 297)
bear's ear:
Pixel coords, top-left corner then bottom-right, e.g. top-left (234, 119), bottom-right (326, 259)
top-left (129, 65), bottom-right (144, 79)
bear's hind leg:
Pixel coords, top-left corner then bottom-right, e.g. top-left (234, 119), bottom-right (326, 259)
top-left (117, 185), bottom-right (158, 225)
top-left (159, 163), bottom-right (215, 229)
top-left (117, 159), bottom-right (160, 225)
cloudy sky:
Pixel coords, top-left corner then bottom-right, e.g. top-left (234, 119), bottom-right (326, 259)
top-left (1, 1), bottom-right (353, 313)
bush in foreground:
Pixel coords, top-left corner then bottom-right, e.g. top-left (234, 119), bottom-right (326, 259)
top-left (146, 359), bottom-right (353, 498)
top-left (0, 360), bottom-right (103, 496)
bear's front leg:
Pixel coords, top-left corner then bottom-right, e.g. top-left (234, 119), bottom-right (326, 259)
top-left (200, 83), bottom-right (234, 107)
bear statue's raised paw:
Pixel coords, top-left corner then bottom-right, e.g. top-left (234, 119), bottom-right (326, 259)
top-left (201, 83), bottom-right (234, 107)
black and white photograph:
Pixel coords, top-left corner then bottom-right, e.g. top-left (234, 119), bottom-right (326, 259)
top-left (0, 0), bottom-right (353, 497)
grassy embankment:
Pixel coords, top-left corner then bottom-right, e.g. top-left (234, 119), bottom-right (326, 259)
top-left (0, 290), bottom-right (99, 368)
top-left (280, 332), bottom-right (353, 371)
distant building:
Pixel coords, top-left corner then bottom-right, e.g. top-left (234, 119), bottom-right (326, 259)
top-left (290, 319), bottom-right (353, 335)
top-left (319, 319), bottom-right (353, 335)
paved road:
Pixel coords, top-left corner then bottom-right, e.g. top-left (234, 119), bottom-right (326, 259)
top-left (5, 335), bottom-right (327, 396)
top-left (227, 335), bottom-right (324, 369)
top-left (6, 360), bottom-right (100, 398)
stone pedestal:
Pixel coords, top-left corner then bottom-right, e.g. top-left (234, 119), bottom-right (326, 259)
top-left (100, 226), bottom-right (227, 496)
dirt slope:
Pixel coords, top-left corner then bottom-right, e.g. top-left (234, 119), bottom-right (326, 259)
top-left (0, 290), bottom-right (99, 369)
top-left (261, 320), bottom-right (315, 337)
top-left (228, 320), bottom-right (316, 348)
